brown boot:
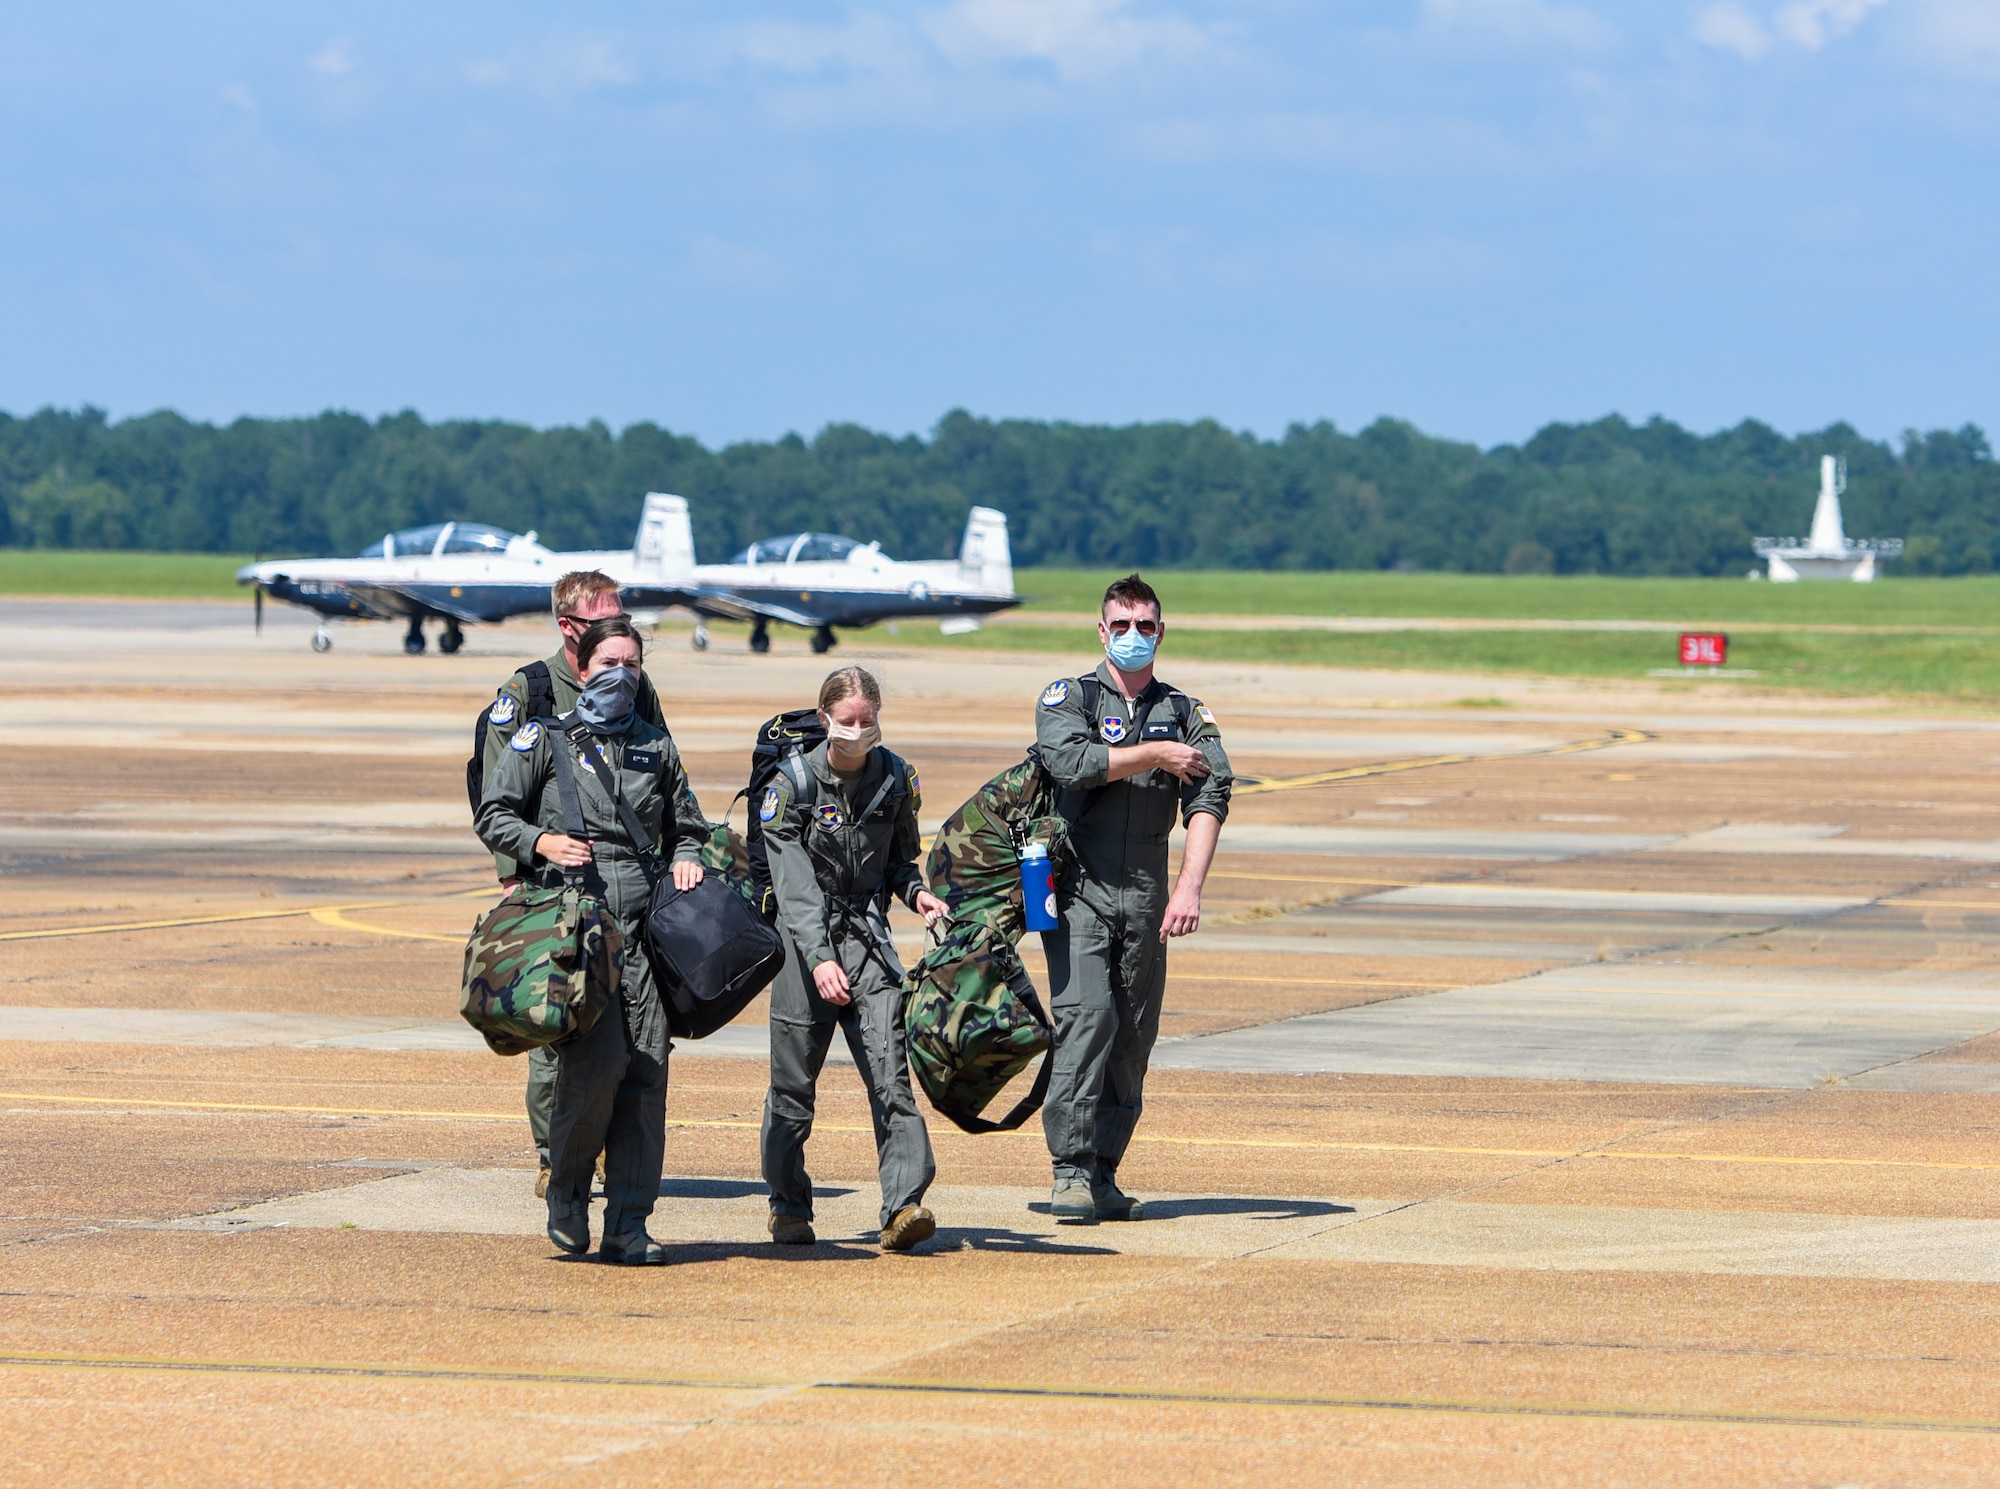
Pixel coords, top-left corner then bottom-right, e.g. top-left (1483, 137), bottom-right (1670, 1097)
top-left (881, 1205), bottom-right (936, 1252)
top-left (769, 1213), bottom-right (816, 1246)
top-left (534, 1165), bottom-right (550, 1200)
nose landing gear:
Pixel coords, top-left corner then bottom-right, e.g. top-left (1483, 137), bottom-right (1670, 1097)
top-left (810, 625), bottom-right (837, 655)
top-left (312, 625), bottom-right (332, 654)
top-left (439, 620), bottom-right (465, 655)
top-left (691, 622), bottom-right (710, 652)
top-left (749, 619), bottom-right (771, 654)
top-left (403, 618), bottom-right (427, 655)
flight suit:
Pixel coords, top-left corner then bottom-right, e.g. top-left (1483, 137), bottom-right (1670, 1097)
top-left (480, 648), bottom-right (665, 1167)
top-left (759, 742), bottom-right (936, 1230)
top-left (1033, 662), bottom-right (1232, 1192)
top-left (475, 714), bottom-right (709, 1242)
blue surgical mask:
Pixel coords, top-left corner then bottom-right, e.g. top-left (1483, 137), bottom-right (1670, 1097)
top-left (1105, 627), bottom-right (1158, 671)
top-left (575, 665), bottom-right (639, 733)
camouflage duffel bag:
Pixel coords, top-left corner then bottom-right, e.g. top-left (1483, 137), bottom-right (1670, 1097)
top-left (699, 822), bottom-right (761, 910)
top-left (903, 917), bottom-right (1053, 1135)
top-left (924, 752), bottom-right (1071, 941)
top-left (460, 884), bottom-right (624, 1056)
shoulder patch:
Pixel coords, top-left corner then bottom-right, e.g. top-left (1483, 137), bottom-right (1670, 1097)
top-left (758, 785), bottom-right (781, 823)
top-left (488, 694), bottom-right (518, 728)
top-left (508, 721), bottom-right (542, 753)
top-left (907, 765), bottom-right (920, 796)
top-left (1198, 705), bottom-right (1216, 725)
top-left (1039, 679), bottom-right (1070, 708)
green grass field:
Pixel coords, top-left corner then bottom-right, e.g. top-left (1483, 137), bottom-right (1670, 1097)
top-left (6, 551), bottom-right (1997, 700)
top-left (0, 550), bottom-right (252, 598)
top-left (1015, 568), bottom-right (2000, 628)
top-left (890, 620), bottom-right (2000, 701)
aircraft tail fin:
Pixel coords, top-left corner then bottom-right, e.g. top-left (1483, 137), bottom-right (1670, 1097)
top-left (958, 506), bottom-right (1013, 594)
top-left (634, 493), bottom-right (695, 578)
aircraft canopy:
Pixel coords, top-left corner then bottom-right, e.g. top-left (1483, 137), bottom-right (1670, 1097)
top-left (727, 532), bottom-right (886, 565)
top-left (362, 522), bottom-right (519, 559)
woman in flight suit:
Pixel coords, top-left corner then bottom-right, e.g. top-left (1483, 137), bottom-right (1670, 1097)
top-left (759, 665), bottom-right (949, 1251)
top-left (476, 616), bottom-right (709, 1265)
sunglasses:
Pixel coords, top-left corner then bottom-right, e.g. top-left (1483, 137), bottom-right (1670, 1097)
top-left (1104, 618), bottom-right (1160, 637)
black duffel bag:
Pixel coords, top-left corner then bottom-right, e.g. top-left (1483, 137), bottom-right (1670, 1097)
top-left (642, 873), bottom-right (785, 1038)
top-left (571, 725), bottom-right (784, 1039)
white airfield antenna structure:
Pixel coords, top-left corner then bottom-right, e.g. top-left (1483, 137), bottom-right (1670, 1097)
top-left (1753, 456), bottom-right (1903, 582)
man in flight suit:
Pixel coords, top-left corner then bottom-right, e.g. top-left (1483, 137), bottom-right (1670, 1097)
top-left (480, 570), bottom-right (667, 1196)
top-left (1032, 573), bottom-right (1231, 1223)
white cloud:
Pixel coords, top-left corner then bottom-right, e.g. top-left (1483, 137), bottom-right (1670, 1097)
top-left (1772, 0), bottom-right (1889, 48)
top-left (1693, 2), bottom-right (1773, 57)
top-left (219, 82), bottom-right (259, 114)
top-left (737, 13), bottom-right (923, 76)
top-left (1419, 0), bottom-right (1619, 53)
top-left (464, 36), bottom-right (634, 100)
top-left (308, 38), bottom-right (358, 77)
top-left (1901, 0), bottom-right (2000, 75)
top-left (1692, 0), bottom-right (1887, 57)
top-left (923, 0), bottom-right (1212, 80)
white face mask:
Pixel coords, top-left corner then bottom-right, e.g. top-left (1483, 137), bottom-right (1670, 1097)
top-left (823, 716), bottom-right (881, 753)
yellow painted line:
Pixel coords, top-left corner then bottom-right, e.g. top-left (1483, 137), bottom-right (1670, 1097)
top-left (1234, 728), bottom-right (1651, 797)
top-left (0, 904), bottom-right (390, 943)
top-left (0, 887), bottom-right (500, 944)
top-left (1880, 899), bottom-right (2000, 911)
top-left (1168, 975), bottom-right (1445, 988)
top-left (2, 1352), bottom-right (1994, 1434)
top-left (1205, 873), bottom-right (1427, 888)
top-left (9, 1090), bottom-right (1998, 1173)
top-left (308, 907), bottom-right (464, 944)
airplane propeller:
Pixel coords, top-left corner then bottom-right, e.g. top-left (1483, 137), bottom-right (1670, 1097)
top-left (251, 548), bottom-right (263, 635)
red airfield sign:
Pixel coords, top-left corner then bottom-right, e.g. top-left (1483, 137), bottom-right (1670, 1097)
top-left (1679, 632), bottom-right (1728, 666)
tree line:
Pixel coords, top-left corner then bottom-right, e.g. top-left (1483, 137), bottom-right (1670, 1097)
top-left (1, 404), bottom-right (1993, 576)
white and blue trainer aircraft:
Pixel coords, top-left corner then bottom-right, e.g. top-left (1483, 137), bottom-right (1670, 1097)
top-left (236, 496), bottom-right (1018, 654)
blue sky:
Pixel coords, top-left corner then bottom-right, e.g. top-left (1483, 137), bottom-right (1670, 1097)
top-left (2, 1), bottom-right (1994, 447)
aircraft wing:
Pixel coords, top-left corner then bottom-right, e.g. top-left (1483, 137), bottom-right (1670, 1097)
top-left (342, 584), bottom-right (501, 625)
top-left (673, 588), bottom-right (829, 629)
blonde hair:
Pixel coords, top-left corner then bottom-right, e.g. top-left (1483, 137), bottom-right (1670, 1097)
top-left (551, 570), bottom-right (622, 618)
top-left (817, 665), bottom-right (882, 714)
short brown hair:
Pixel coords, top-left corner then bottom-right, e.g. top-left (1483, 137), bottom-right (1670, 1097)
top-left (817, 665), bottom-right (882, 714)
top-left (576, 616), bottom-right (645, 673)
top-left (1102, 573), bottom-right (1160, 617)
top-left (551, 570), bottom-right (623, 619)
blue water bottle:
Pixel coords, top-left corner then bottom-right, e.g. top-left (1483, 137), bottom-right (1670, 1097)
top-left (1020, 842), bottom-right (1059, 932)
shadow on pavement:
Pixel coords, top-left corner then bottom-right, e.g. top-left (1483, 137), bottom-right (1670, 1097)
top-left (657, 1178), bottom-right (854, 1200)
top-left (1139, 1196), bottom-right (1354, 1221)
top-left (936, 1227), bottom-right (1119, 1256)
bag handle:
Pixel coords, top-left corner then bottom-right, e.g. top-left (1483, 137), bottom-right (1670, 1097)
top-left (567, 724), bottom-right (666, 889)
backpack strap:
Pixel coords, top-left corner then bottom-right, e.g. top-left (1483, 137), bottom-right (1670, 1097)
top-left (777, 749), bottom-right (812, 801)
top-left (566, 724), bottom-right (664, 888)
top-left (521, 660), bottom-right (556, 721)
top-left (544, 723), bottom-right (593, 889)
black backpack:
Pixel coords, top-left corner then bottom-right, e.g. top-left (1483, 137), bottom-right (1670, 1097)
top-left (738, 707), bottom-right (827, 921)
top-left (466, 661), bottom-right (556, 815)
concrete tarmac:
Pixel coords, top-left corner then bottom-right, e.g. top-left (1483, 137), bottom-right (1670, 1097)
top-left (9, 598), bottom-right (2000, 1485)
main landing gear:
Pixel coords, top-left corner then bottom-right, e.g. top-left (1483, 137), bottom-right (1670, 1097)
top-left (749, 619), bottom-right (771, 655)
top-left (810, 625), bottom-right (837, 655)
top-left (403, 617), bottom-right (427, 655)
top-left (439, 620), bottom-right (465, 655)
top-left (691, 622), bottom-right (710, 652)
top-left (312, 624), bottom-right (332, 654)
